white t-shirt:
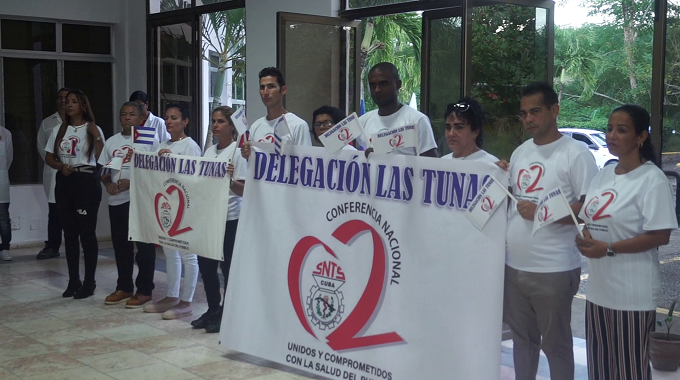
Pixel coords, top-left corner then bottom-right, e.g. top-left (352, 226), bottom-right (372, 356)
top-left (37, 112), bottom-right (62, 202)
top-left (506, 135), bottom-right (598, 272)
top-left (204, 142), bottom-right (246, 221)
top-left (580, 162), bottom-right (678, 310)
top-left (158, 137), bottom-right (202, 157)
top-left (145, 112), bottom-right (170, 143)
top-left (441, 149), bottom-right (498, 163)
top-left (355, 105), bottom-right (437, 155)
top-left (250, 113), bottom-right (312, 146)
top-left (0, 127), bottom-right (13, 203)
top-left (98, 133), bottom-right (159, 206)
top-left (45, 124), bottom-right (106, 168)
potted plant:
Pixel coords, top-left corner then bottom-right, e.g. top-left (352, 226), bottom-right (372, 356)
top-left (650, 301), bottom-right (680, 371)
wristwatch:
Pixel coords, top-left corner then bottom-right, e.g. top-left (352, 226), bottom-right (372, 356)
top-left (606, 242), bottom-right (616, 257)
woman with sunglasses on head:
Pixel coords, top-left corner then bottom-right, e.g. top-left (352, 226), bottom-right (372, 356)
top-left (441, 97), bottom-right (498, 163)
top-left (190, 106), bottom-right (246, 333)
top-left (310, 106), bottom-right (356, 150)
top-left (576, 105), bottom-right (677, 380)
top-left (144, 103), bottom-right (202, 320)
top-left (45, 89), bottom-right (105, 299)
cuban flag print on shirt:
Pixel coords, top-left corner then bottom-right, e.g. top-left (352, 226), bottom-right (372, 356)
top-left (133, 126), bottom-right (157, 148)
top-left (273, 115), bottom-right (291, 155)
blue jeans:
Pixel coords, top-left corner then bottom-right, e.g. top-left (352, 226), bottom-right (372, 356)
top-left (0, 203), bottom-right (11, 251)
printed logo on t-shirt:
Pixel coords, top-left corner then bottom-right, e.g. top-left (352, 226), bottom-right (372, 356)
top-left (517, 163), bottom-right (545, 193)
top-left (60, 136), bottom-right (80, 157)
top-left (584, 189), bottom-right (617, 221)
top-left (259, 134), bottom-right (275, 143)
top-left (113, 145), bottom-right (134, 164)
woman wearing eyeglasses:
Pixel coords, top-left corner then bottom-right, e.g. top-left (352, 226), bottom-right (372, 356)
top-left (45, 89), bottom-right (105, 299)
top-left (311, 106), bottom-right (356, 150)
top-left (441, 97), bottom-right (497, 163)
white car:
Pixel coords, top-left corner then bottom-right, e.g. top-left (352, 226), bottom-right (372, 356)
top-left (559, 128), bottom-right (618, 169)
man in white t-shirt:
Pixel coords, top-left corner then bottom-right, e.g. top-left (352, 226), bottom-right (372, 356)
top-left (129, 90), bottom-right (170, 143)
top-left (500, 82), bottom-right (598, 380)
top-left (241, 67), bottom-right (312, 160)
top-left (35, 87), bottom-right (70, 260)
top-left (355, 62), bottom-right (438, 157)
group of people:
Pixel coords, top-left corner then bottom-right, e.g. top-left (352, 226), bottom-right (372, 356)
top-left (31, 61), bottom-right (677, 377)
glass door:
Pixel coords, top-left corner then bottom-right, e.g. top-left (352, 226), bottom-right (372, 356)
top-left (151, 20), bottom-right (199, 143)
top-left (277, 13), bottom-right (361, 133)
top-left (422, 0), bottom-right (554, 159)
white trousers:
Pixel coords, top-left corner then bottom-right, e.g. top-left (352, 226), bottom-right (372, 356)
top-left (164, 247), bottom-right (198, 302)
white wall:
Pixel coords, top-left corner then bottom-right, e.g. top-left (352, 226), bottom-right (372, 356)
top-left (2, 0), bottom-right (146, 245)
top-left (244, 0), bottom-right (340, 122)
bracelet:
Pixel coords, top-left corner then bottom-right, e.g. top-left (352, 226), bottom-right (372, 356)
top-left (94, 136), bottom-right (102, 142)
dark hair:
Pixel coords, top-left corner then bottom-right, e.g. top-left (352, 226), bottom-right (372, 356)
top-left (368, 62), bottom-right (400, 81)
top-left (129, 90), bottom-right (149, 103)
top-left (165, 103), bottom-right (190, 121)
top-left (610, 104), bottom-right (656, 164)
top-left (259, 67), bottom-right (286, 88)
top-left (53, 90), bottom-right (97, 160)
top-left (444, 97), bottom-right (485, 148)
top-left (212, 105), bottom-right (238, 140)
top-left (121, 101), bottom-right (143, 115)
top-left (57, 87), bottom-right (72, 96)
top-left (311, 106), bottom-right (346, 143)
top-left (521, 82), bottom-right (559, 108)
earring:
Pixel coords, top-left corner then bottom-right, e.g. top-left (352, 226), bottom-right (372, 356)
top-left (638, 142), bottom-right (642, 149)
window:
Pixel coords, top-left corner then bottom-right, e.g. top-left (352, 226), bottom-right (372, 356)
top-left (0, 19), bottom-right (114, 185)
top-left (571, 133), bottom-right (593, 146)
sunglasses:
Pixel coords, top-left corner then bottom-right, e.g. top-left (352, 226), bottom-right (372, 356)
top-left (447, 102), bottom-right (470, 113)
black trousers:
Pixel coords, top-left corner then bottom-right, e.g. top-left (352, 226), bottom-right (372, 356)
top-left (55, 170), bottom-right (101, 283)
top-left (109, 202), bottom-right (156, 295)
top-left (46, 202), bottom-right (62, 251)
top-left (198, 219), bottom-right (238, 311)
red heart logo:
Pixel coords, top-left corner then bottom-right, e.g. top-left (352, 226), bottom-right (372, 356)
top-left (288, 220), bottom-right (404, 351)
top-left (481, 196), bottom-right (495, 212)
top-left (389, 134), bottom-right (403, 148)
top-left (337, 128), bottom-right (351, 142)
top-left (516, 164), bottom-right (545, 193)
top-left (154, 185), bottom-right (192, 237)
top-left (537, 204), bottom-right (552, 222)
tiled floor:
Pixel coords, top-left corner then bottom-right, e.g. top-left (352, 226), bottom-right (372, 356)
top-left (0, 242), bottom-right (678, 380)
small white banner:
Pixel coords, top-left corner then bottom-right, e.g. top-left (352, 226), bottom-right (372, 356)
top-left (532, 187), bottom-right (572, 235)
top-left (319, 112), bottom-right (363, 153)
top-left (465, 175), bottom-right (509, 230)
top-left (371, 124), bottom-right (418, 154)
top-left (230, 107), bottom-right (248, 136)
top-left (103, 156), bottom-right (123, 171)
top-left (129, 151), bottom-right (230, 260)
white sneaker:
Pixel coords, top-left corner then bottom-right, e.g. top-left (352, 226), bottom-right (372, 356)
top-left (0, 250), bottom-right (11, 261)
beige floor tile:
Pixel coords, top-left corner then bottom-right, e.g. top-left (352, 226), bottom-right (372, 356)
top-left (185, 357), bottom-right (276, 380)
top-left (95, 323), bottom-right (168, 342)
top-left (108, 362), bottom-right (198, 380)
top-left (48, 304), bottom-right (117, 320)
top-left (2, 352), bottom-right (84, 377)
top-left (153, 346), bottom-right (227, 368)
top-left (0, 367), bottom-right (22, 380)
top-left (0, 275), bottom-right (25, 286)
top-left (27, 327), bottom-right (102, 346)
top-left (77, 349), bottom-right (162, 373)
top-left (52, 337), bottom-right (129, 359)
top-left (11, 270), bottom-right (66, 281)
top-left (0, 304), bottom-right (51, 323)
top-left (71, 314), bottom-right (138, 331)
top-left (22, 366), bottom-right (115, 380)
top-left (123, 334), bottom-right (201, 355)
top-left (0, 337), bottom-right (51, 364)
top-left (4, 315), bottom-right (75, 335)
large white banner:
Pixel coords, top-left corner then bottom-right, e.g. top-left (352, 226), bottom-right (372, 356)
top-left (129, 151), bottom-right (230, 260)
top-left (222, 144), bottom-right (508, 380)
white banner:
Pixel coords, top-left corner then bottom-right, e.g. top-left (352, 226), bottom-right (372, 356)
top-left (371, 124), bottom-right (418, 155)
top-left (319, 112), bottom-right (364, 153)
top-left (128, 151), bottom-right (230, 260)
top-left (222, 144), bottom-right (508, 380)
top-left (532, 186), bottom-right (572, 235)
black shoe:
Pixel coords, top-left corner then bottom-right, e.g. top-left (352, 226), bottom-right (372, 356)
top-left (62, 279), bottom-right (82, 298)
top-left (36, 246), bottom-right (60, 260)
top-left (73, 281), bottom-right (96, 299)
top-left (204, 315), bottom-right (222, 334)
top-left (191, 308), bottom-right (220, 329)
